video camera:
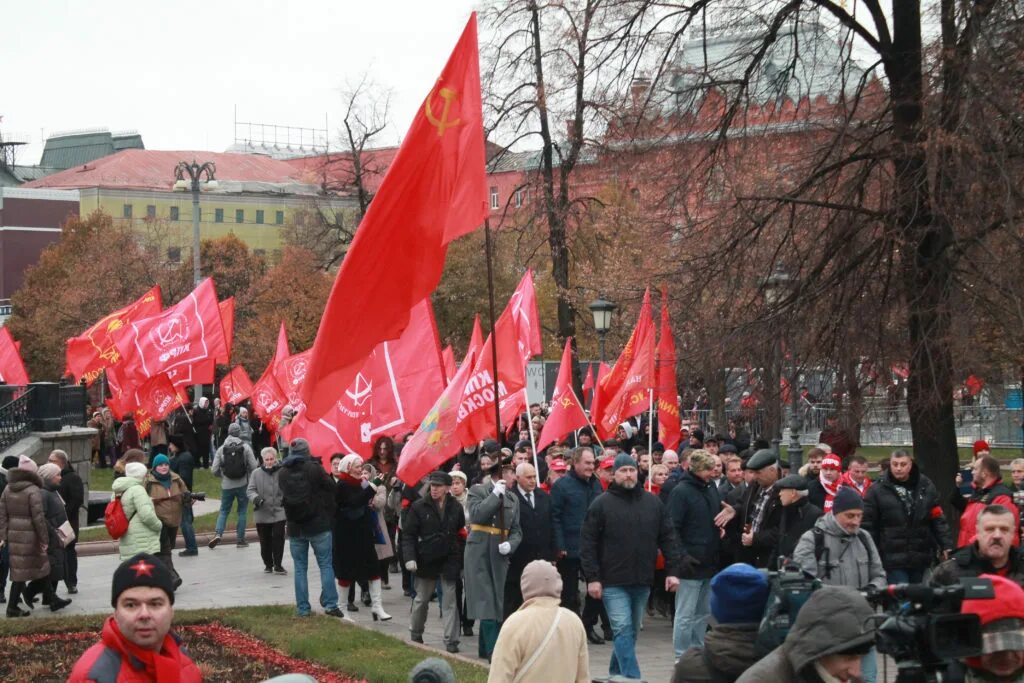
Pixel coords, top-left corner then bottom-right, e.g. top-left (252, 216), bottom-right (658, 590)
top-left (863, 578), bottom-right (995, 683)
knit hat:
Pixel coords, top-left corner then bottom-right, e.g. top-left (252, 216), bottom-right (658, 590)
top-left (17, 455), bottom-right (37, 472)
top-left (449, 470), bottom-right (467, 483)
top-left (227, 423), bottom-right (241, 437)
top-left (125, 462), bottom-right (148, 481)
top-left (832, 487), bottom-right (863, 515)
top-left (408, 658), bottom-right (456, 683)
top-left (37, 463), bottom-right (61, 483)
top-left (612, 453), bottom-right (637, 472)
top-left (710, 563), bottom-right (770, 624)
top-left (821, 454), bottom-right (843, 471)
top-left (520, 559), bottom-right (563, 601)
top-left (962, 575), bottom-right (1024, 656)
top-left (973, 440), bottom-right (991, 457)
top-left (1, 455), bottom-right (19, 470)
top-left (152, 454), bottom-right (170, 468)
top-left (111, 553), bottom-right (176, 606)
top-left (289, 438), bottom-right (311, 459)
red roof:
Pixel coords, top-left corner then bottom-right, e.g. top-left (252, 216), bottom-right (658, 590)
top-left (24, 149), bottom-right (312, 192)
top-left (283, 147), bottom-right (400, 195)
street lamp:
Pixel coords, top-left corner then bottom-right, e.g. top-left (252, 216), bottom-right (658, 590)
top-left (589, 297), bottom-right (616, 362)
top-left (173, 160), bottom-right (218, 287)
top-left (763, 264), bottom-right (802, 469)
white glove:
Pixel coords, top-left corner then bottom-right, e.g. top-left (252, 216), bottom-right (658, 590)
top-left (492, 480), bottom-right (507, 497)
top-left (498, 542), bottom-right (511, 555)
top-left (405, 560), bottom-right (417, 572)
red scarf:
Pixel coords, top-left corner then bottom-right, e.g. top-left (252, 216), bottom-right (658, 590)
top-left (338, 472), bottom-right (362, 486)
top-left (100, 616), bottom-right (189, 682)
top-left (820, 472), bottom-right (842, 511)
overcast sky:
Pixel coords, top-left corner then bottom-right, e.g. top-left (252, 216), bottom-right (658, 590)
top-left (2, 0), bottom-right (478, 164)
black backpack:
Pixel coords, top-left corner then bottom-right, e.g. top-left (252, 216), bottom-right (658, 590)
top-left (280, 465), bottom-right (316, 524)
top-left (221, 442), bottom-right (247, 479)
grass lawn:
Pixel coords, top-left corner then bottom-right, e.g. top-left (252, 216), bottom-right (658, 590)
top-left (80, 465), bottom-right (249, 543)
top-left (0, 605), bottom-right (487, 683)
top-left (840, 446), bottom-right (1021, 463)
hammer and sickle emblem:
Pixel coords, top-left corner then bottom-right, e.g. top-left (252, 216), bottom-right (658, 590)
top-left (424, 82), bottom-right (461, 137)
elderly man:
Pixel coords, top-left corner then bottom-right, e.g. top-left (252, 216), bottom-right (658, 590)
top-left (735, 449), bottom-right (784, 568)
top-left (773, 474), bottom-right (822, 568)
top-left (505, 463), bottom-right (555, 619)
top-left (465, 456), bottom-right (522, 660)
top-left (958, 575), bottom-right (1024, 682)
top-left (933, 505), bottom-right (1024, 585)
top-left (68, 554), bottom-right (200, 682)
top-left (581, 454), bottom-right (681, 680)
top-left (659, 450), bottom-right (684, 503)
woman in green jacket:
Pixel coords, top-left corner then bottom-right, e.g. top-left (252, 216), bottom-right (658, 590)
top-left (111, 462), bottom-right (162, 561)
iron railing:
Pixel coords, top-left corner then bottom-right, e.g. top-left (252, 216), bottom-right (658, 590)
top-left (59, 384), bottom-right (88, 427)
top-left (0, 386), bottom-right (32, 453)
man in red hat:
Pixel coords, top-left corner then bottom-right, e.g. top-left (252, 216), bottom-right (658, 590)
top-left (541, 458), bottom-right (568, 493)
top-left (597, 457), bottom-right (615, 491)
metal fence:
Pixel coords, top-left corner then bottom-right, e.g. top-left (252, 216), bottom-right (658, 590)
top-left (59, 384), bottom-right (88, 427)
top-left (0, 387), bottom-right (32, 453)
top-left (0, 383), bottom-right (89, 454)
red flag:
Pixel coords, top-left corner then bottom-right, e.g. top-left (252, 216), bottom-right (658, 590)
top-left (251, 364), bottom-right (288, 421)
top-left (275, 349), bottom-right (312, 409)
top-left (136, 373), bottom-right (190, 422)
top-left (396, 351), bottom-right (478, 486)
top-left (537, 338), bottom-right (588, 452)
top-left (220, 365), bottom-right (254, 405)
top-left (66, 285), bottom-right (162, 385)
top-left (273, 322), bottom-right (290, 364)
top-left (301, 14), bottom-right (487, 420)
top-left (656, 289), bottom-right (681, 451)
top-left (582, 364), bottom-right (594, 396)
top-left (0, 327), bottom-right (29, 385)
top-left (283, 299), bottom-right (447, 458)
top-left (465, 314), bottom-right (483, 362)
top-left (593, 289), bottom-right (655, 439)
top-left (136, 409), bottom-right (153, 440)
top-left (115, 279), bottom-right (228, 388)
top-left (216, 298), bottom-right (235, 365)
top-left (589, 362), bottom-right (611, 412)
top-left (508, 270), bottom-right (543, 362)
top-left (442, 345), bottom-right (457, 382)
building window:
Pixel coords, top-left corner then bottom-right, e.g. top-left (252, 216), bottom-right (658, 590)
top-left (146, 205), bottom-right (156, 219)
top-left (169, 206), bottom-right (179, 221)
top-left (122, 204), bottom-right (133, 219)
top-left (275, 210), bottom-right (284, 225)
top-left (167, 247), bottom-right (181, 264)
top-left (256, 210), bottom-right (264, 224)
top-left (236, 209), bottom-right (244, 223)
top-left (489, 187), bottom-right (499, 209)
top-left (215, 208), bottom-right (224, 223)
top-left (515, 189), bottom-right (525, 208)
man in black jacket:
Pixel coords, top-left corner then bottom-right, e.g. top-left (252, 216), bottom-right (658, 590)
top-left (402, 470), bottom-right (466, 653)
top-left (581, 453), bottom-right (681, 681)
top-left (667, 450), bottom-right (723, 659)
top-left (47, 450), bottom-right (83, 594)
top-left (504, 462), bottom-right (555, 619)
top-left (863, 450), bottom-right (953, 583)
top-left (773, 474), bottom-right (822, 568)
top-left (278, 438), bottom-right (345, 619)
top-left (932, 504), bottom-right (1024, 586)
top-left (734, 449), bottom-right (784, 568)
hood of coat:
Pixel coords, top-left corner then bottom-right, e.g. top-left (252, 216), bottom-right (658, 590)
top-left (6, 468), bottom-right (42, 491)
top-left (607, 481), bottom-right (643, 499)
top-left (222, 435), bottom-right (244, 448)
top-left (815, 512), bottom-right (859, 539)
top-left (785, 586), bottom-right (875, 673)
top-left (703, 623), bottom-right (761, 676)
top-left (112, 476), bottom-right (144, 495)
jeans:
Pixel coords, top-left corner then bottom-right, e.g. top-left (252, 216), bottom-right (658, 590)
top-left (673, 578), bottom-right (711, 658)
top-left (862, 647), bottom-right (878, 683)
top-left (603, 585), bottom-right (650, 680)
top-left (885, 568), bottom-right (924, 584)
top-left (178, 505), bottom-right (197, 552)
top-left (215, 485), bottom-right (248, 540)
top-left (288, 530), bottom-right (338, 616)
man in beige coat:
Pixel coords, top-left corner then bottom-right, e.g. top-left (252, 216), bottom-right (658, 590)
top-left (488, 560), bottom-right (590, 683)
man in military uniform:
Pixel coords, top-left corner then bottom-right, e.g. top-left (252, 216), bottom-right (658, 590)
top-left (464, 456), bottom-right (522, 660)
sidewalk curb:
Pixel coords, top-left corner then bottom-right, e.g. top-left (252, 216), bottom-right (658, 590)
top-left (77, 527), bottom-right (261, 557)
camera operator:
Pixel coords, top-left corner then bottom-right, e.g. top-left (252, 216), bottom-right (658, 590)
top-left (933, 505), bottom-right (1024, 586)
top-left (736, 586), bottom-right (876, 683)
top-left (793, 487), bottom-right (885, 681)
top-left (959, 574), bottom-right (1024, 682)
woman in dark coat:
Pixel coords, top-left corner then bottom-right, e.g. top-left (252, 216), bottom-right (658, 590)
top-left (333, 454), bottom-right (390, 621)
top-left (36, 464), bottom-right (68, 597)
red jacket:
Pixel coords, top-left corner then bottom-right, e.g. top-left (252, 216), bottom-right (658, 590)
top-left (839, 471), bottom-right (872, 498)
top-left (957, 482), bottom-right (1020, 549)
top-left (68, 616), bottom-right (202, 683)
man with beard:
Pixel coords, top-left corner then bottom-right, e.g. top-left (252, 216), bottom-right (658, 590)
top-left (933, 505), bottom-right (1024, 585)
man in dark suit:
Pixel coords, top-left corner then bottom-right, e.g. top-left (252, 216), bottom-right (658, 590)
top-left (503, 462), bottom-right (556, 619)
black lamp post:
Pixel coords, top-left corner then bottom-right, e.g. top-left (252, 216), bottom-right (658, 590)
top-left (764, 264), bottom-right (802, 469)
top-left (173, 160), bottom-right (218, 287)
top-left (589, 297), bottom-right (616, 362)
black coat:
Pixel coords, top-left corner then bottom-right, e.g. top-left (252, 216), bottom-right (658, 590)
top-left (667, 471), bottom-right (722, 579)
top-left (169, 451), bottom-right (195, 492)
top-left (806, 478), bottom-right (828, 511)
top-left (737, 482), bottom-right (784, 568)
top-left (863, 466), bottom-right (953, 570)
top-left (509, 486), bottom-right (556, 569)
top-left (932, 544), bottom-right (1024, 586)
top-left (333, 477), bottom-right (380, 582)
top-left (550, 468), bottom-right (603, 559)
top-left (580, 483), bottom-right (681, 587)
top-left (191, 407), bottom-right (214, 459)
top-left (719, 482), bottom-right (749, 569)
top-left (279, 454), bottom-right (335, 537)
top-left (775, 499), bottom-right (822, 568)
top-left (57, 466), bottom-right (84, 534)
top-left (401, 493), bottom-right (466, 581)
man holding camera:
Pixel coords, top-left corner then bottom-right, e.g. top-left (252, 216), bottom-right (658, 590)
top-left (934, 505), bottom-right (1024, 586)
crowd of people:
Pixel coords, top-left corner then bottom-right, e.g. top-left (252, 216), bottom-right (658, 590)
top-left (2, 397), bottom-right (1024, 682)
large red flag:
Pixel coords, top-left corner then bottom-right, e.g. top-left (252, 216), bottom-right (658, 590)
top-left (465, 314), bottom-right (483, 362)
top-left (589, 362), bottom-right (611, 412)
top-left (593, 289), bottom-right (655, 439)
top-left (441, 345), bottom-right (456, 382)
top-left (494, 270), bottom-right (544, 427)
top-left (115, 279), bottom-right (227, 388)
top-left (220, 365), bottom-right (254, 406)
top-left (136, 373), bottom-right (190, 422)
top-left (537, 338), bottom-right (588, 452)
top-left (66, 285), bottom-right (162, 385)
top-left (301, 14), bottom-right (487, 420)
top-left (275, 349), bottom-right (312, 409)
top-left (216, 297), bottom-right (235, 365)
top-left (656, 289), bottom-right (681, 451)
top-left (0, 327), bottom-right (29, 385)
top-left (250, 362), bottom-right (288, 421)
top-left (282, 299), bottom-right (447, 458)
top-left (396, 351), bottom-right (477, 486)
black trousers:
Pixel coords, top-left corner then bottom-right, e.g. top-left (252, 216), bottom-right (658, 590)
top-left (556, 556), bottom-right (609, 630)
top-left (157, 524), bottom-right (179, 580)
top-left (64, 540), bottom-right (78, 588)
top-left (256, 521), bottom-right (286, 569)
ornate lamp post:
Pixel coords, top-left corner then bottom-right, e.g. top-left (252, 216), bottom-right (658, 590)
top-left (173, 160), bottom-right (217, 287)
top-left (589, 297), bottom-right (616, 362)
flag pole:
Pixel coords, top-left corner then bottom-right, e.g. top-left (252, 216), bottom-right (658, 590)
top-left (648, 388), bottom-right (654, 491)
top-left (483, 219), bottom-right (502, 443)
top-left (523, 387), bottom-right (539, 474)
